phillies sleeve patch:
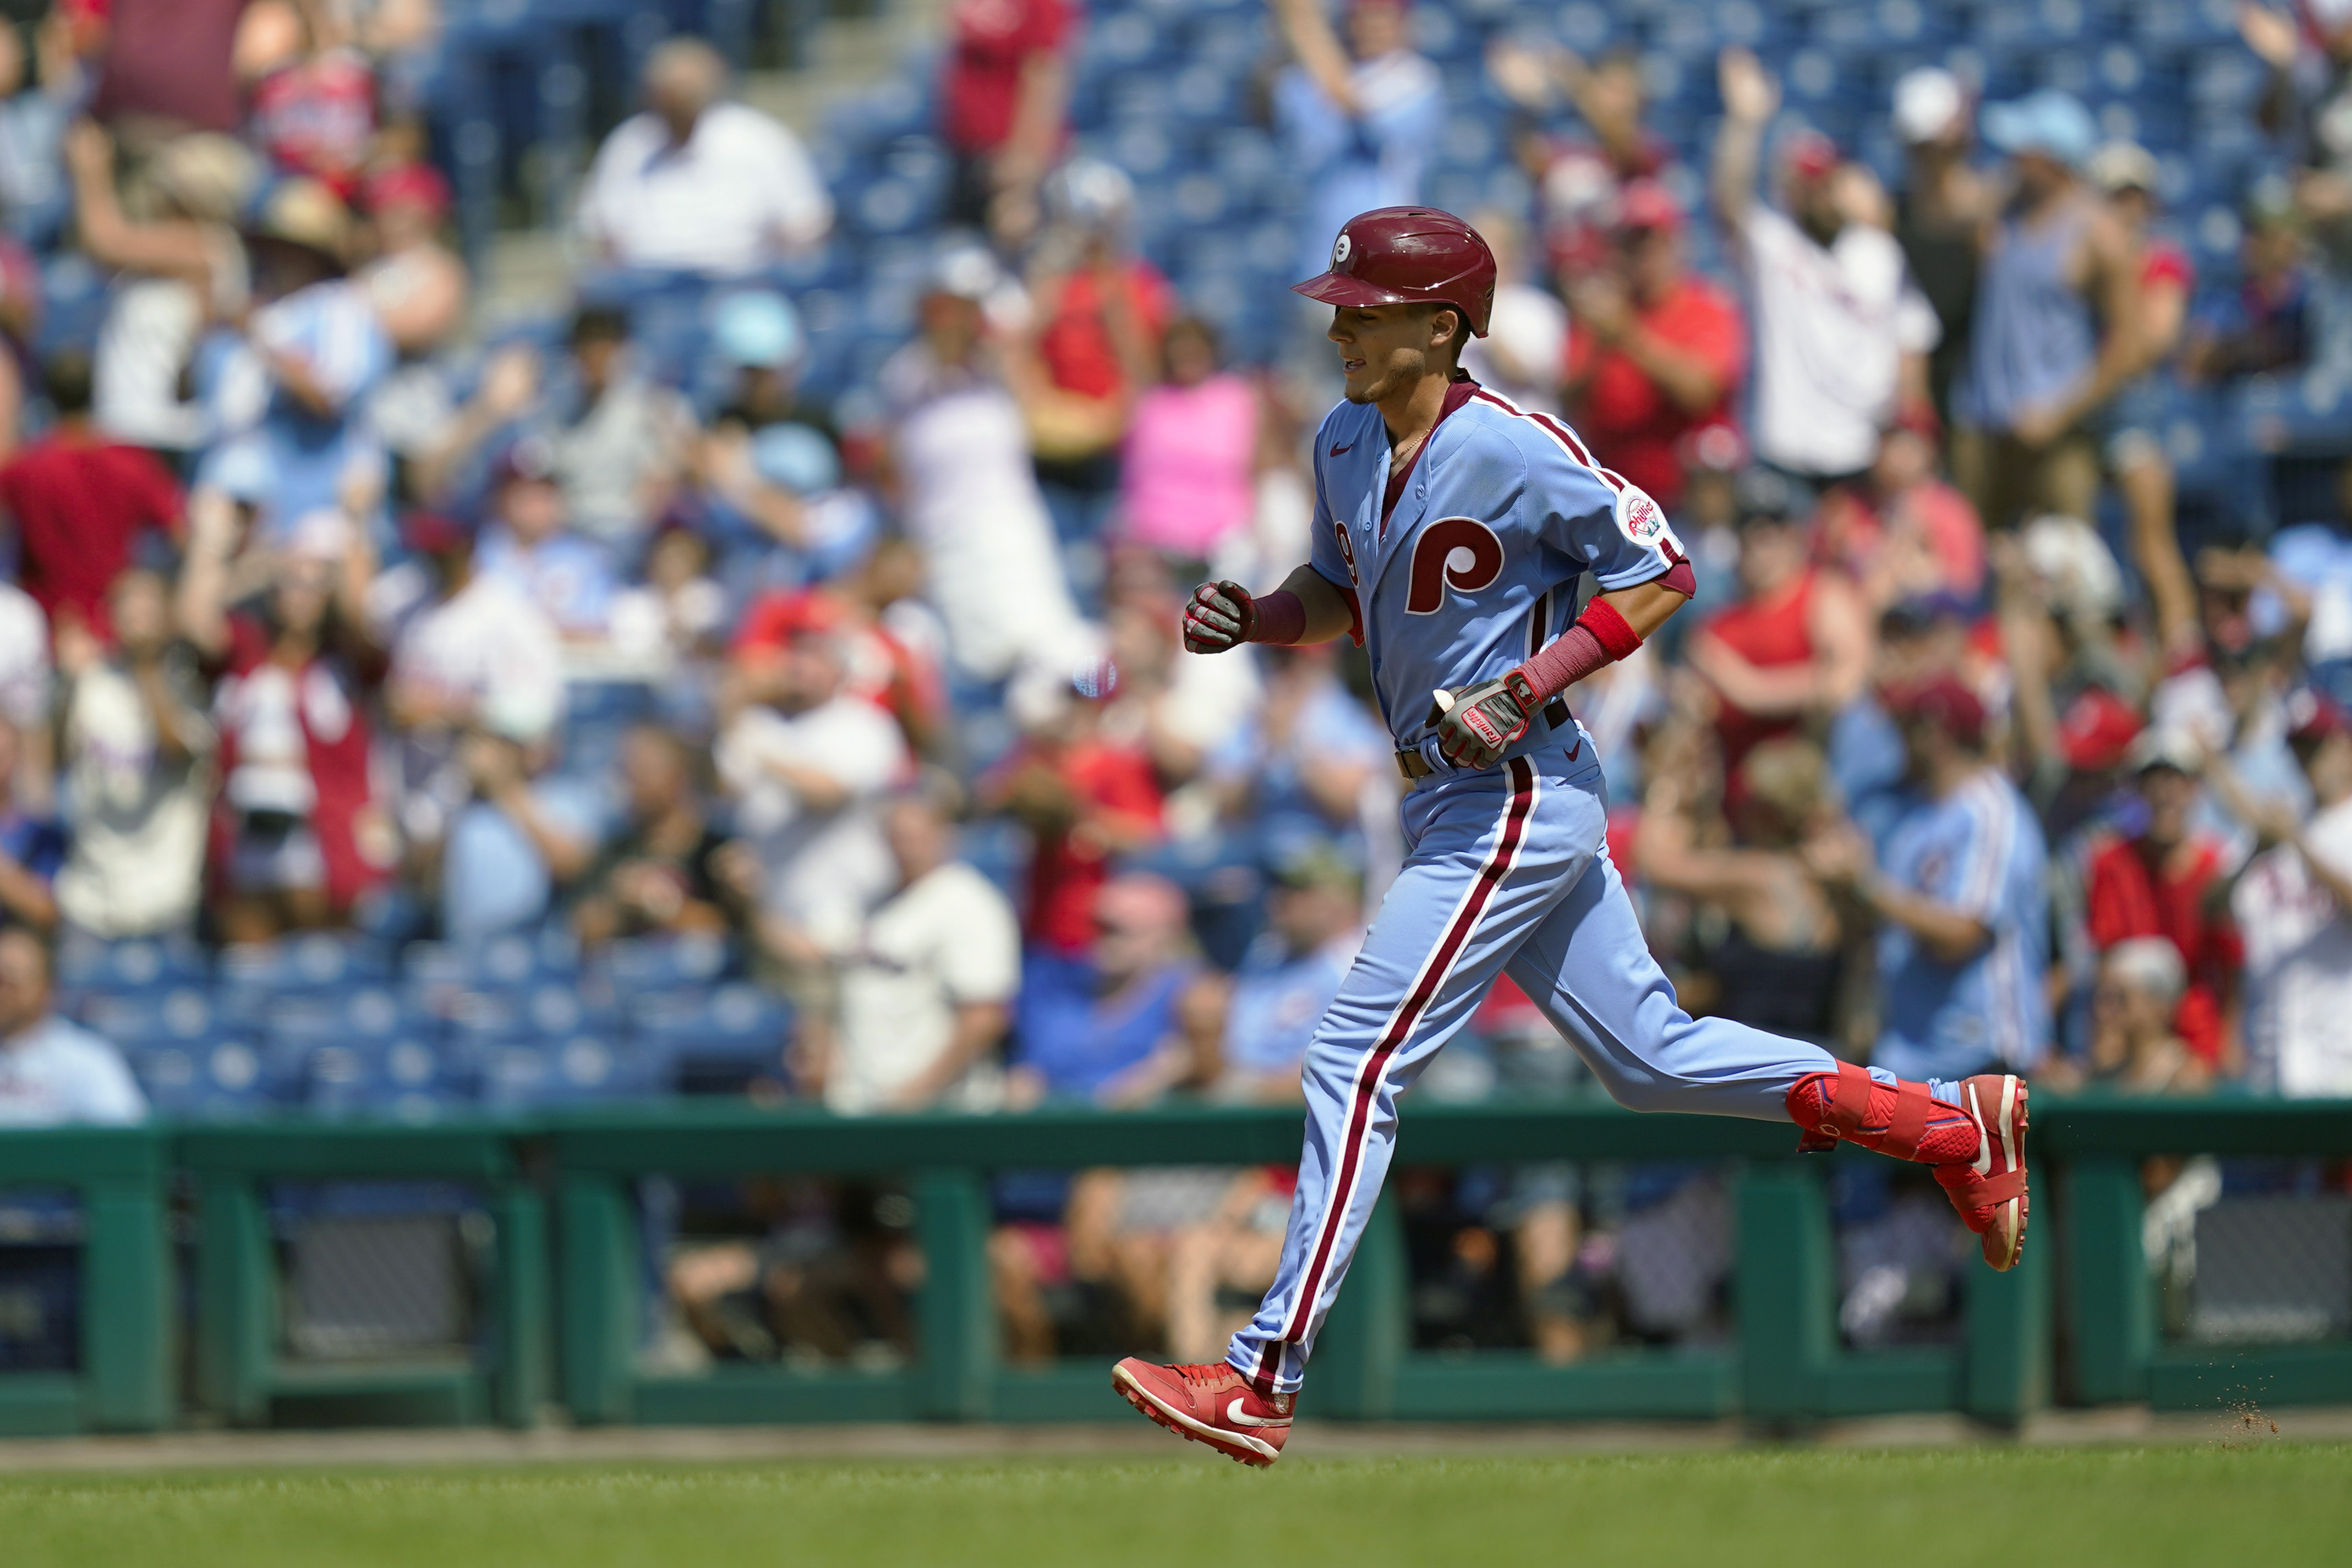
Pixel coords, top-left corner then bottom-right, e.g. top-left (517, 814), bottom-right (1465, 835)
top-left (1613, 483), bottom-right (1683, 557)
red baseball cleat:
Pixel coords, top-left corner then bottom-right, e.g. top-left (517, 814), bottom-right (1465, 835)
top-left (1112, 1358), bottom-right (1293, 1467)
top-left (1935, 1073), bottom-right (2030, 1271)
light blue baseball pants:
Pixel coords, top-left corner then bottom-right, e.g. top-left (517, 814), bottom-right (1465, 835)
top-left (1229, 738), bottom-right (1864, 1394)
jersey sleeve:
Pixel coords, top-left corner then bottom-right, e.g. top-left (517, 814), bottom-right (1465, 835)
top-left (1525, 425), bottom-right (1685, 590)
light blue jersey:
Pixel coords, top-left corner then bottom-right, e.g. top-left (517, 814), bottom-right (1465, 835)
top-left (1874, 768), bottom-right (2052, 1081)
top-left (1306, 383), bottom-right (1684, 772)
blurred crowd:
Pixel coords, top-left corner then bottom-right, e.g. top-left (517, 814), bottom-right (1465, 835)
top-left (0, 0), bottom-right (2348, 1367)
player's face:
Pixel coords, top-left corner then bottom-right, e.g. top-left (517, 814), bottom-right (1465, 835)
top-left (1326, 303), bottom-right (1451, 405)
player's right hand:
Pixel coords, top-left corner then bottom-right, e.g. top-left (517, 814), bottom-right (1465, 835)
top-left (1182, 580), bottom-right (1257, 654)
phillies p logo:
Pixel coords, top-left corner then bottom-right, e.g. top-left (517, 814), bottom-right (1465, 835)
top-left (1405, 517), bottom-right (1504, 614)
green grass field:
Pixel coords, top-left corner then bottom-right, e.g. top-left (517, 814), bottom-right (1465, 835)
top-left (4, 1445), bottom-right (2346, 1568)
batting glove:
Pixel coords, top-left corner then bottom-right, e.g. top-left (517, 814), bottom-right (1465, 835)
top-left (1427, 671), bottom-right (1541, 771)
top-left (1183, 580), bottom-right (1257, 654)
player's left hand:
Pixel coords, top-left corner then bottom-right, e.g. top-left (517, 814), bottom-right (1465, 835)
top-left (1428, 672), bottom-right (1539, 770)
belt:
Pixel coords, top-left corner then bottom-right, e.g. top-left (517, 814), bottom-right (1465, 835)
top-left (1397, 697), bottom-right (1571, 780)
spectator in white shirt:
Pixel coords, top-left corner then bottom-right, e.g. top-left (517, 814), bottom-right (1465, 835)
top-left (1714, 48), bottom-right (1938, 487)
top-left (53, 569), bottom-right (217, 939)
top-left (821, 774), bottom-right (1020, 1114)
top-left (875, 245), bottom-right (1091, 684)
top-left (2224, 690), bottom-right (2352, 1096)
top-left (1459, 209), bottom-right (1569, 418)
top-left (0, 928), bottom-right (146, 1126)
top-left (576, 37), bottom-right (832, 275)
top-left (715, 594), bottom-right (910, 970)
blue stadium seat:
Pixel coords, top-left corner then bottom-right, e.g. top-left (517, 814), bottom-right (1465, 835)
top-left (479, 1033), bottom-right (655, 1106)
top-left (603, 933), bottom-right (732, 990)
top-left (127, 1033), bottom-right (280, 1119)
top-left (217, 934), bottom-right (394, 999)
top-left (57, 935), bottom-right (209, 996)
top-left (629, 982), bottom-right (791, 1094)
top-left (305, 1035), bottom-right (466, 1120)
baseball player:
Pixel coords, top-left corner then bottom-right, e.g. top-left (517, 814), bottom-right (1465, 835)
top-left (1113, 208), bottom-right (2031, 1467)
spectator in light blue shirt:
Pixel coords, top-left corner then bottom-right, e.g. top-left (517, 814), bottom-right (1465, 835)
top-left (204, 178), bottom-right (392, 542)
top-left (473, 436), bottom-right (619, 640)
top-left (1218, 846), bottom-right (1361, 1101)
top-left (1270, 0), bottom-right (1446, 288)
top-left (1808, 675), bottom-right (2051, 1083)
top-left (440, 732), bottom-right (610, 940)
top-left (0, 928), bottom-right (145, 1126)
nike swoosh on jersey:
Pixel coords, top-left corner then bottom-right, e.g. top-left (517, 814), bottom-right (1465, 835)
top-left (1224, 1397), bottom-right (1289, 1428)
top-left (1328, 442), bottom-right (1354, 456)
top-left (1967, 1082), bottom-right (1993, 1176)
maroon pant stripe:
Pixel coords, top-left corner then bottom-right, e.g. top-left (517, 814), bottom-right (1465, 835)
top-left (1278, 756), bottom-right (1536, 1346)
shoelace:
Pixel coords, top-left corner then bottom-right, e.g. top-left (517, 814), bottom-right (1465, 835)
top-left (1174, 1362), bottom-right (1231, 1388)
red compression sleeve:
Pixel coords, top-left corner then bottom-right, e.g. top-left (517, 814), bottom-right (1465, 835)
top-left (1249, 590), bottom-right (1306, 646)
top-left (1510, 599), bottom-right (1645, 703)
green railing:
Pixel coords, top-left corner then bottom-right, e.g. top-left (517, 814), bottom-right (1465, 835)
top-left (0, 1097), bottom-right (2346, 1433)
top-left (0, 1127), bottom-right (171, 1437)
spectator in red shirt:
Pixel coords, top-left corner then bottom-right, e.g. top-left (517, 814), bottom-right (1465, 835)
top-left (2084, 730), bottom-right (2243, 1071)
top-left (243, 1), bottom-right (376, 201)
top-left (979, 662), bottom-right (1164, 957)
top-left (1561, 181), bottom-right (1746, 512)
top-left (176, 491), bottom-right (389, 944)
top-left (1009, 157), bottom-right (1173, 539)
top-left (939, 0), bottom-right (1073, 244)
top-left (1687, 470), bottom-right (1873, 780)
top-left (0, 352), bottom-right (182, 640)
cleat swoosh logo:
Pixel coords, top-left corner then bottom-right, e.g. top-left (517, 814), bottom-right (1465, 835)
top-left (1225, 1397), bottom-right (1289, 1428)
top-left (1968, 1083), bottom-right (1993, 1176)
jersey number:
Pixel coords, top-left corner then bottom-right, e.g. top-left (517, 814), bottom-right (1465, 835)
top-left (1405, 517), bottom-right (1504, 615)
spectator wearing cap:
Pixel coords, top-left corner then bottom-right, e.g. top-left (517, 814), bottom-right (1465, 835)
top-left (0, 929), bottom-right (145, 1127)
top-left (66, 122), bottom-right (260, 453)
top-left (1951, 90), bottom-right (2145, 531)
top-left (1713, 48), bottom-right (1940, 490)
top-left (874, 245), bottom-right (1088, 683)
top-left (52, 568), bottom-right (216, 940)
top-left (2090, 140), bottom-right (2201, 657)
top-left (208, 176), bottom-right (394, 541)
top-left (1890, 66), bottom-right (1996, 426)
top-left (978, 659), bottom-right (1164, 960)
top-left (820, 773), bottom-right (1021, 1115)
top-left (1686, 470), bottom-right (1873, 781)
top-left (2085, 937), bottom-right (2211, 1093)
top-left (177, 484), bottom-right (389, 945)
top-left (2003, 513), bottom-right (2141, 804)
top-left (708, 289), bottom-right (821, 434)
top-left (356, 161), bottom-right (467, 357)
top-left (713, 591), bottom-right (911, 975)
top-left (0, 350), bottom-right (183, 640)
top-left (576, 37), bottom-right (831, 274)
top-left (473, 437), bottom-right (619, 641)
top-left (1561, 179), bottom-right (1747, 512)
top-left (734, 542), bottom-right (947, 761)
top-left (1011, 160), bottom-right (1174, 520)
top-left (1805, 676), bottom-right (2052, 1082)
top-left (2223, 690), bottom-right (2352, 1094)
top-left (938, 0), bottom-right (1074, 241)
top-left (1270, 0), bottom-right (1446, 289)
top-left (2083, 730), bottom-right (2244, 1072)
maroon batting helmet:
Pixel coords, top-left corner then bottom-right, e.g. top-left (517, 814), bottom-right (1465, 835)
top-left (1292, 206), bottom-right (1498, 337)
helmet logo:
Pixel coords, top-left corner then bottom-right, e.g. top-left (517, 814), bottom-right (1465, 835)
top-left (1332, 232), bottom-right (1353, 267)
